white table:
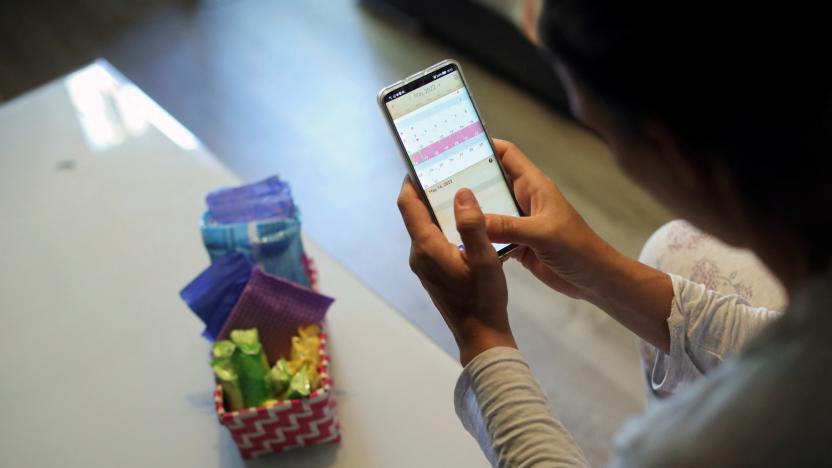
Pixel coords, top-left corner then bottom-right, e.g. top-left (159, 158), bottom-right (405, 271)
top-left (0, 61), bottom-right (486, 467)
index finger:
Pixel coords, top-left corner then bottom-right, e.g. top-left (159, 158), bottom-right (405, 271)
top-left (397, 176), bottom-right (443, 242)
top-left (492, 138), bottom-right (539, 181)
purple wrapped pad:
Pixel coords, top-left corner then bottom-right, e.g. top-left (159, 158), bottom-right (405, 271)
top-left (217, 268), bottom-right (334, 361)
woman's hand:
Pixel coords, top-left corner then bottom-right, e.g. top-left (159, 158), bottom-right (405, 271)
top-left (486, 139), bottom-right (673, 351)
top-left (485, 139), bottom-right (616, 302)
top-left (397, 178), bottom-right (517, 365)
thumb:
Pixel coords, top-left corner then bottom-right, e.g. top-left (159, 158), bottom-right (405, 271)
top-left (485, 213), bottom-right (546, 249)
top-left (454, 188), bottom-right (495, 262)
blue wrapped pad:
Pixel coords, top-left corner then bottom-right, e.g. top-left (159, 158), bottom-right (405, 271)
top-left (179, 253), bottom-right (253, 341)
top-left (200, 176), bottom-right (310, 288)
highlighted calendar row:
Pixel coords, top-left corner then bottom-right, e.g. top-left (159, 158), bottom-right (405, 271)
top-left (410, 121), bottom-right (484, 165)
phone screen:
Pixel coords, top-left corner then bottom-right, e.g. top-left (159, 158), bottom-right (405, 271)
top-left (383, 63), bottom-right (520, 253)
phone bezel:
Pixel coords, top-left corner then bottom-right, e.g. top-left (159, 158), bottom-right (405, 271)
top-left (377, 58), bottom-right (523, 258)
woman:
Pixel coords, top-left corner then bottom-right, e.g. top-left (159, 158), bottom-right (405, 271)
top-left (396, 1), bottom-right (830, 466)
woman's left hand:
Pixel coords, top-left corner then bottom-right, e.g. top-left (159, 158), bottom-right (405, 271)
top-left (397, 177), bottom-right (517, 365)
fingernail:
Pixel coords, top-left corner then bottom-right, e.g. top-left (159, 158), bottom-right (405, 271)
top-left (457, 189), bottom-right (476, 208)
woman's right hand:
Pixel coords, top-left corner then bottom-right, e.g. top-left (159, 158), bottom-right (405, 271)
top-left (486, 139), bottom-right (621, 302)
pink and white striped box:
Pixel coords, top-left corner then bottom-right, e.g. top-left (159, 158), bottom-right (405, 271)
top-left (214, 330), bottom-right (340, 459)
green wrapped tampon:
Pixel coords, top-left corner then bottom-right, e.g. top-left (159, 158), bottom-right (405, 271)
top-left (212, 359), bottom-right (244, 411)
top-left (230, 328), bottom-right (271, 408)
top-left (230, 328), bottom-right (259, 345)
top-left (286, 365), bottom-right (312, 400)
top-left (230, 329), bottom-right (269, 370)
top-left (213, 340), bottom-right (236, 360)
top-left (266, 358), bottom-right (293, 397)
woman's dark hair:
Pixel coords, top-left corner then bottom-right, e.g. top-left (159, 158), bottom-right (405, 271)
top-left (539, 1), bottom-right (831, 269)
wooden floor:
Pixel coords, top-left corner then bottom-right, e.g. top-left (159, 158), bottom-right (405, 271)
top-left (1, 1), bottom-right (673, 464)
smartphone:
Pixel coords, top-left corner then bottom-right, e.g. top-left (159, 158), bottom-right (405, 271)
top-left (378, 59), bottom-right (522, 257)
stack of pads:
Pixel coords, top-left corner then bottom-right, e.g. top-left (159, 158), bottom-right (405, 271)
top-left (179, 176), bottom-right (340, 459)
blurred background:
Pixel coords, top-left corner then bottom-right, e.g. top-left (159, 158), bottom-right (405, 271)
top-left (1, 0), bottom-right (672, 464)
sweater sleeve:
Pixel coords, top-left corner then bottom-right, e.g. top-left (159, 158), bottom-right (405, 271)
top-left (646, 274), bottom-right (781, 395)
top-left (454, 346), bottom-right (589, 467)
